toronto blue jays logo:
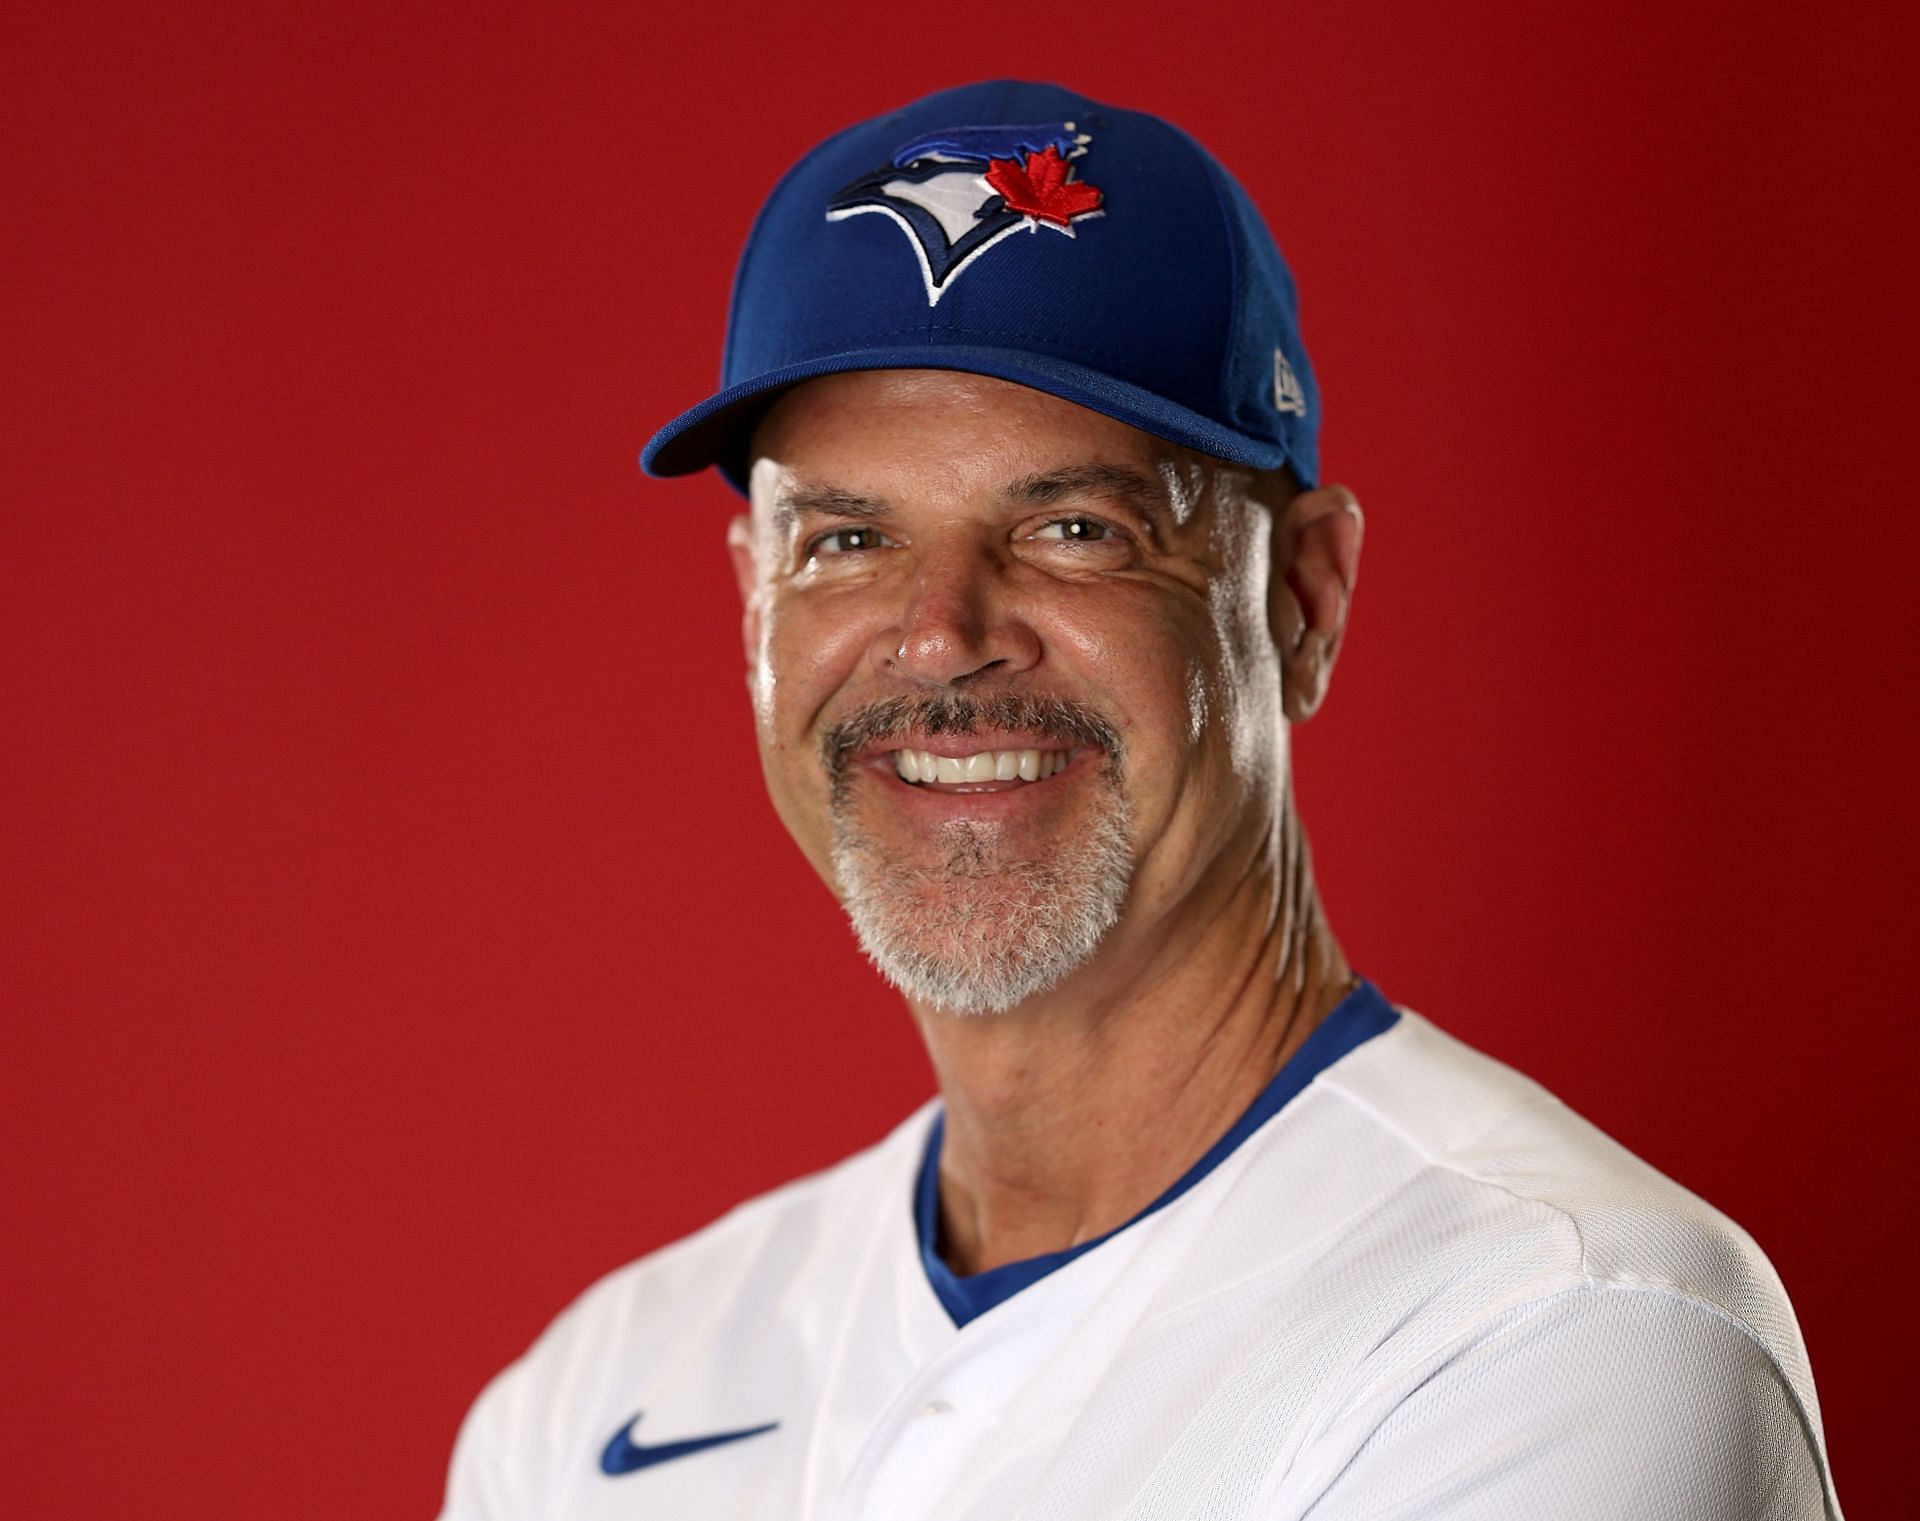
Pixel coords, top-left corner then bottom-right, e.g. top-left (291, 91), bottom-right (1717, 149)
top-left (826, 121), bottom-right (1105, 306)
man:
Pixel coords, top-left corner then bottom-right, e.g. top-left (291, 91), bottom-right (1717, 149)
top-left (439, 81), bottom-right (1840, 1519)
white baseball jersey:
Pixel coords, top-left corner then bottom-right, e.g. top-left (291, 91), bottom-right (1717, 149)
top-left (438, 981), bottom-right (1841, 1519)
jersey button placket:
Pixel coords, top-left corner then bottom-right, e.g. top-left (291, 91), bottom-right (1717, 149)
top-left (843, 1369), bottom-right (994, 1521)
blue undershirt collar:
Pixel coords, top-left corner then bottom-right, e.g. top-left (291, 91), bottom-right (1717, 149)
top-left (913, 975), bottom-right (1401, 1328)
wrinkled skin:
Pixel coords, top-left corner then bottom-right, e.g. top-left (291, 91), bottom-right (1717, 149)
top-left (727, 369), bottom-right (1363, 1270)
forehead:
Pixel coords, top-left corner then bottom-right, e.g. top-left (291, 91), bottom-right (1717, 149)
top-left (748, 370), bottom-right (1176, 513)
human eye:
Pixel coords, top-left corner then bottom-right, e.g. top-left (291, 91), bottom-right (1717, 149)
top-left (1030, 515), bottom-right (1122, 545)
top-left (807, 524), bottom-right (894, 556)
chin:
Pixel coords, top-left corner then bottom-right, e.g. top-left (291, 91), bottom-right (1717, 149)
top-left (831, 810), bottom-right (1133, 1016)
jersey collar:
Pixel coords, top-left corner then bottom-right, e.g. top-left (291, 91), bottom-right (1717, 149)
top-left (914, 976), bottom-right (1402, 1327)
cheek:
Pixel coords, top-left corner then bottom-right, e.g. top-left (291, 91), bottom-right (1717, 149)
top-left (757, 594), bottom-right (872, 745)
top-left (1047, 585), bottom-right (1220, 777)
top-left (750, 598), bottom-right (871, 880)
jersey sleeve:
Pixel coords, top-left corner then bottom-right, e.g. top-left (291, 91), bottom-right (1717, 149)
top-left (1300, 1285), bottom-right (1836, 1521)
top-left (434, 1352), bottom-right (546, 1521)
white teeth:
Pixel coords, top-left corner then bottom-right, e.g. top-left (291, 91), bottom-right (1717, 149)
top-left (893, 747), bottom-right (1073, 785)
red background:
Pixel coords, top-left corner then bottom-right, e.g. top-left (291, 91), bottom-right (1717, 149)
top-left (4, 2), bottom-right (1912, 1515)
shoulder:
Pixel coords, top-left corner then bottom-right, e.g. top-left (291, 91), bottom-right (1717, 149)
top-left (1301, 1279), bottom-right (1839, 1519)
top-left (434, 1101), bottom-right (935, 1521)
top-left (528, 1098), bottom-right (931, 1352)
top-left (1318, 1007), bottom-right (1797, 1318)
top-left (557, 1100), bottom-right (929, 1331)
top-left (1284, 1006), bottom-right (1838, 1515)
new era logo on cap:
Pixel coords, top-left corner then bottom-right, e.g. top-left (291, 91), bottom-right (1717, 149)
top-left (1273, 349), bottom-right (1307, 416)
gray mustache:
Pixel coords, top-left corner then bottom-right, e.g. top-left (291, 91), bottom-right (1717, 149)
top-left (820, 694), bottom-right (1124, 782)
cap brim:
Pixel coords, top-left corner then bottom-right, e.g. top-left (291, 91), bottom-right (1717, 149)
top-left (640, 345), bottom-right (1291, 497)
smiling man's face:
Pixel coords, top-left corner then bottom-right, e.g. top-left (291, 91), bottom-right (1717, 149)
top-left (729, 369), bottom-right (1293, 1014)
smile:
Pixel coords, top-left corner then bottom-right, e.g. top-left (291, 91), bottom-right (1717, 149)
top-left (889, 747), bottom-right (1072, 787)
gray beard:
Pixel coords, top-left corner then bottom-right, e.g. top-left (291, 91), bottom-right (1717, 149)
top-left (830, 771), bottom-right (1133, 1016)
top-left (819, 693), bottom-right (1132, 1016)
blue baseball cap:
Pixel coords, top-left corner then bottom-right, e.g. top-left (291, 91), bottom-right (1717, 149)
top-left (641, 79), bottom-right (1320, 495)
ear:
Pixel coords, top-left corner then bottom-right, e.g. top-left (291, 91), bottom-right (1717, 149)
top-left (725, 514), bottom-right (764, 672)
top-left (1270, 484), bottom-right (1364, 723)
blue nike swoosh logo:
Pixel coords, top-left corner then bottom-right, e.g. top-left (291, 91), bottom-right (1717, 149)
top-left (599, 1411), bottom-right (779, 1475)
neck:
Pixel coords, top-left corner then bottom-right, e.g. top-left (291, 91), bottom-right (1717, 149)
top-left (911, 789), bottom-right (1351, 1275)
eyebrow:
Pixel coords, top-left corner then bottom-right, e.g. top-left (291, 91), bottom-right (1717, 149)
top-left (767, 485), bottom-right (891, 543)
top-left (767, 462), bottom-right (1173, 542)
top-left (1003, 464), bottom-right (1173, 534)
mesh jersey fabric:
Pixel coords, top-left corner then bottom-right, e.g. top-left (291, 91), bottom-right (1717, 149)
top-left (437, 1002), bottom-right (1841, 1520)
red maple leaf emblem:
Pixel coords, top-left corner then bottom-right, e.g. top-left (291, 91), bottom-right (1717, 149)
top-left (985, 145), bottom-right (1103, 227)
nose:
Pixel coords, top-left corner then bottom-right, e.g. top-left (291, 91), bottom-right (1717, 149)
top-left (868, 533), bottom-right (1042, 688)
